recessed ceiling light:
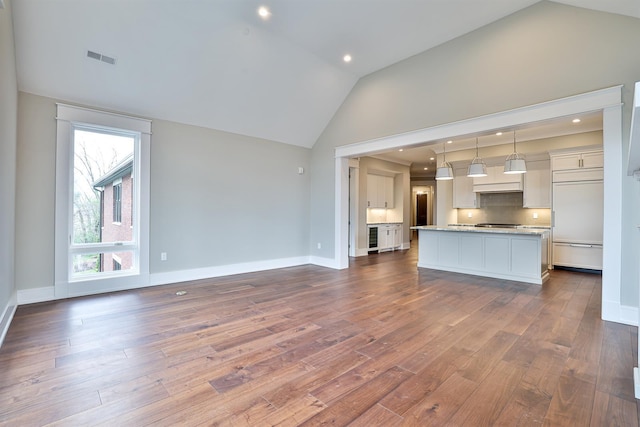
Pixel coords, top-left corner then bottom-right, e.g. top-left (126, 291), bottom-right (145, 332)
top-left (343, 54), bottom-right (352, 63)
top-left (258, 6), bottom-right (271, 19)
top-left (572, 118), bottom-right (581, 123)
top-left (430, 157), bottom-right (435, 161)
top-left (447, 140), bottom-right (452, 144)
top-left (496, 132), bottom-right (503, 136)
top-left (398, 149), bottom-right (403, 152)
top-left (423, 167), bottom-right (428, 170)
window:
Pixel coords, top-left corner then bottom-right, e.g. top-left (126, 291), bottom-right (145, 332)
top-left (113, 181), bottom-right (122, 223)
top-left (55, 103), bottom-right (151, 297)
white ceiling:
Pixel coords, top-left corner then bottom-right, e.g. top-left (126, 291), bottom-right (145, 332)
top-left (10, 0), bottom-right (639, 149)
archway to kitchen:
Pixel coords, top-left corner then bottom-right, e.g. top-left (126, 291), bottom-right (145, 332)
top-left (334, 85), bottom-right (623, 324)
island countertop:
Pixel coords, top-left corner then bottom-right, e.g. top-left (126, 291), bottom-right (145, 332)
top-left (410, 225), bottom-right (548, 236)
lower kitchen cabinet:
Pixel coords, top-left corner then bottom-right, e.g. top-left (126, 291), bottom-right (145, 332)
top-left (378, 224), bottom-right (402, 252)
top-left (553, 243), bottom-right (602, 270)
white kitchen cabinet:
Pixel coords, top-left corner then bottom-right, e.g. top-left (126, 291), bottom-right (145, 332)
top-left (523, 159), bottom-right (551, 208)
top-left (393, 224), bottom-right (402, 248)
top-left (551, 150), bottom-right (603, 171)
top-left (367, 174), bottom-right (394, 208)
top-left (378, 223), bottom-right (402, 251)
top-left (452, 168), bottom-right (477, 208)
top-left (553, 243), bottom-right (603, 270)
top-left (473, 165), bottom-right (523, 193)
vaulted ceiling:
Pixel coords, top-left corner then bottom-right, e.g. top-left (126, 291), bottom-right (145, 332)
top-left (10, 0), bottom-right (640, 148)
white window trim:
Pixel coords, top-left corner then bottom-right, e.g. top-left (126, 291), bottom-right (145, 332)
top-left (55, 103), bottom-right (151, 298)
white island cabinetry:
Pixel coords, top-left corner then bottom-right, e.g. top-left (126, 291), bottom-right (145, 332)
top-left (413, 226), bottom-right (549, 285)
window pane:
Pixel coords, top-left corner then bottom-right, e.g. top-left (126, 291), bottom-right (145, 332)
top-left (72, 251), bottom-right (135, 276)
top-left (73, 130), bottom-right (134, 245)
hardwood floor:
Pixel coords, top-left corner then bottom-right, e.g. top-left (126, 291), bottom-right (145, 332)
top-left (1, 247), bottom-right (637, 426)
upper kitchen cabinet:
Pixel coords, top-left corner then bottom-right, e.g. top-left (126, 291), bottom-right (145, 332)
top-left (551, 149), bottom-right (603, 171)
top-left (551, 148), bottom-right (604, 183)
top-left (473, 165), bottom-right (523, 193)
top-left (453, 168), bottom-right (477, 208)
top-left (523, 159), bottom-right (551, 208)
top-left (367, 174), bottom-right (394, 208)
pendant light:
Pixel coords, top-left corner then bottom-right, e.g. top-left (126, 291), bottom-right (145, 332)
top-left (467, 137), bottom-right (487, 177)
top-left (435, 142), bottom-right (453, 180)
top-left (504, 131), bottom-right (527, 174)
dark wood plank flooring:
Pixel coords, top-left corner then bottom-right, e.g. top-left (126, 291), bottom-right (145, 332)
top-left (0, 247), bottom-right (637, 426)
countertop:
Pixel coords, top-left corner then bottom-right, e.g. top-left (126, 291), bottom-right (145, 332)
top-left (447, 224), bottom-right (551, 229)
top-left (367, 222), bottom-right (403, 226)
top-left (411, 225), bottom-right (549, 235)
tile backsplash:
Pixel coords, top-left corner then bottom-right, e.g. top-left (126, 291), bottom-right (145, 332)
top-left (457, 192), bottom-right (551, 226)
top-left (367, 208), bottom-right (403, 224)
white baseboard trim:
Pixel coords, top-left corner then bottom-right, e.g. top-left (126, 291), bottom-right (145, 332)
top-left (0, 290), bottom-right (17, 347)
top-left (601, 299), bottom-right (620, 323)
top-left (17, 286), bottom-right (56, 305)
top-left (619, 304), bottom-right (638, 327)
top-left (635, 368), bottom-right (640, 399)
top-left (602, 299), bottom-right (638, 327)
top-left (308, 256), bottom-right (341, 269)
top-left (15, 256), bottom-right (343, 306)
top-left (150, 256), bottom-right (312, 287)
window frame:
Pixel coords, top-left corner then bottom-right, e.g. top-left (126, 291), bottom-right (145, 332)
top-left (55, 103), bottom-right (151, 298)
top-left (112, 178), bottom-right (122, 224)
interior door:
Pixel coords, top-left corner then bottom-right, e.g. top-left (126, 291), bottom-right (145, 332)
top-left (416, 193), bottom-right (428, 226)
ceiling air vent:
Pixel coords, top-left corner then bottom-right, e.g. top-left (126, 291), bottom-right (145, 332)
top-left (87, 50), bottom-right (117, 65)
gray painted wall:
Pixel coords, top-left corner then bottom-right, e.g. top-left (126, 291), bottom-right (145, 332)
top-left (149, 119), bottom-right (310, 272)
top-left (15, 92), bottom-right (311, 290)
top-left (15, 93), bottom-right (55, 292)
top-left (0, 0), bottom-right (17, 317)
top-left (309, 2), bottom-right (640, 304)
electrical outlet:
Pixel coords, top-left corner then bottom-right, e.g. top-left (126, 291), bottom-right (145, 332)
top-left (317, 243), bottom-right (321, 249)
top-left (533, 212), bottom-right (538, 219)
top-left (160, 252), bottom-right (167, 261)
top-left (467, 212), bottom-right (473, 218)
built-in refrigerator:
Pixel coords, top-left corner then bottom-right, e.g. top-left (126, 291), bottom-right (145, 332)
top-left (552, 179), bottom-right (603, 270)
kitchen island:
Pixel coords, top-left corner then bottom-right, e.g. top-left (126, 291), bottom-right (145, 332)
top-left (412, 225), bottom-right (549, 285)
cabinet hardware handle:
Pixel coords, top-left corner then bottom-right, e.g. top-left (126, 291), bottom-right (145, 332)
top-left (570, 244), bottom-right (592, 248)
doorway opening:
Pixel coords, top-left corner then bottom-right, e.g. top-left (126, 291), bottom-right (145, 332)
top-left (334, 85), bottom-right (623, 324)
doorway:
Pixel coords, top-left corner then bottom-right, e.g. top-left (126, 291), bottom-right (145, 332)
top-left (416, 193), bottom-right (428, 225)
